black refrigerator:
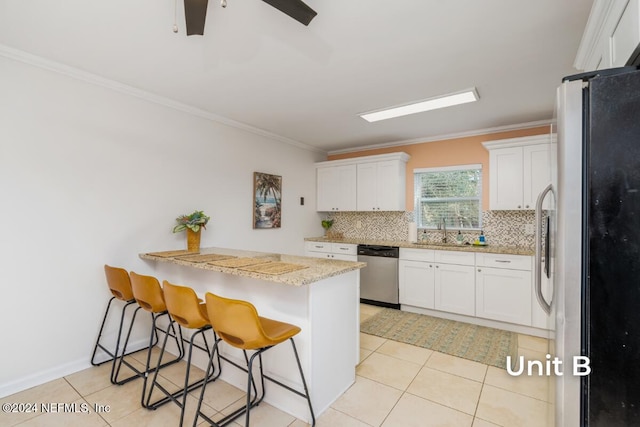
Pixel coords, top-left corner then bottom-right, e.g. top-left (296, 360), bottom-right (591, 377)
top-left (554, 66), bottom-right (640, 426)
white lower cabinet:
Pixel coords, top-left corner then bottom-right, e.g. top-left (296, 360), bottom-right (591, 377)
top-left (305, 241), bottom-right (358, 261)
top-left (475, 253), bottom-right (533, 326)
top-left (399, 260), bottom-right (435, 309)
top-left (400, 249), bottom-right (475, 316)
top-left (434, 263), bottom-right (476, 316)
top-left (476, 267), bottom-right (532, 325)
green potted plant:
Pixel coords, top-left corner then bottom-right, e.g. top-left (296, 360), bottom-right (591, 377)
top-left (321, 219), bottom-right (334, 237)
top-left (173, 210), bottom-right (210, 252)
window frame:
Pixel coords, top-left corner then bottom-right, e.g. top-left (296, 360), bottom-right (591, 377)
top-left (414, 164), bottom-right (483, 230)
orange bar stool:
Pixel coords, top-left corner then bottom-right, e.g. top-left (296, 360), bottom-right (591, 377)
top-left (193, 293), bottom-right (315, 427)
top-left (146, 281), bottom-right (221, 427)
top-left (128, 271), bottom-right (185, 408)
top-left (90, 265), bottom-right (149, 385)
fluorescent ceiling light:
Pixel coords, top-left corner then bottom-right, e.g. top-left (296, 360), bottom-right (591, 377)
top-left (359, 88), bottom-right (479, 123)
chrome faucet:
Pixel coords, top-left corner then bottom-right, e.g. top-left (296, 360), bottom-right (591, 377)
top-left (441, 216), bottom-right (447, 243)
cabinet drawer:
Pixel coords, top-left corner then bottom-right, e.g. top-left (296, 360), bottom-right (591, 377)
top-left (305, 241), bottom-right (331, 253)
top-left (476, 253), bottom-right (531, 270)
top-left (400, 248), bottom-right (435, 262)
top-left (331, 243), bottom-right (357, 255)
top-left (434, 250), bottom-right (475, 266)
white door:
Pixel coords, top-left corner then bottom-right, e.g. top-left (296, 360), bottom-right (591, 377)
top-left (399, 260), bottom-right (435, 309)
top-left (523, 144), bottom-right (551, 210)
top-left (434, 263), bottom-right (475, 316)
top-left (476, 267), bottom-right (532, 325)
top-left (489, 147), bottom-right (523, 210)
top-left (356, 162), bottom-right (378, 211)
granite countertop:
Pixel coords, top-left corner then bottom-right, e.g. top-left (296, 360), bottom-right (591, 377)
top-left (305, 237), bottom-right (535, 256)
top-left (139, 247), bottom-right (366, 287)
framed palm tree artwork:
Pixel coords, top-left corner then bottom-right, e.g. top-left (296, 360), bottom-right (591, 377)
top-left (253, 172), bottom-right (282, 229)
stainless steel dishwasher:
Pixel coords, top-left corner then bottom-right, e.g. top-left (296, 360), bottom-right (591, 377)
top-left (357, 245), bottom-right (400, 309)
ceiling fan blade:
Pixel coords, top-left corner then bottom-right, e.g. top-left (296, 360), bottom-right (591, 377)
top-left (184, 0), bottom-right (209, 36)
top-left (261, 0), bottom-right (317, 26)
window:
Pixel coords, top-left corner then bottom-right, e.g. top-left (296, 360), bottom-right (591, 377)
top-left (414, 165), bottom-right (482, 229)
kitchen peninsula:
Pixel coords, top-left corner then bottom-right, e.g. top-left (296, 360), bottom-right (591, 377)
top-left (139, 247), bottom-right (365, 422)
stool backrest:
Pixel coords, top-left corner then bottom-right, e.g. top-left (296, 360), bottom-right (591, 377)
top-left (104, 265), bottom-right (134, 301)
top-left (205, 293), bottom-right (267, 350)
top-left (130, 272), bottom-right (167, 313)
top-left (162, 281), bottom-right (209, 329)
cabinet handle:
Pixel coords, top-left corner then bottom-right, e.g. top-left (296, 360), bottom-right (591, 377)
top-left (526, 205), bottom-right (530, 208)
top-left (429, 264), bottom-right (433, 268)
top-left (517, 205), bottom-right (521, 209)
top-left (435, 265), bottom-right (439, 268)
top-left (478, 269), bottom-right (481, 272)
top-left (495, 260), bottom-right (511, 263)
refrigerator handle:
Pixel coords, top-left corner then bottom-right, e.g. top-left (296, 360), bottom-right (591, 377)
top-left (535, 184), bottom-right (553, 315)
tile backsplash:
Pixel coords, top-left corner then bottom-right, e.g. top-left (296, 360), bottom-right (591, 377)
top-left (324, 210), bottom-right (537, 248)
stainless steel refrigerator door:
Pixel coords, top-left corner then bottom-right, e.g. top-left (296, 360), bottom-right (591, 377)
top-left (554, 79), bottom-right (584, 427)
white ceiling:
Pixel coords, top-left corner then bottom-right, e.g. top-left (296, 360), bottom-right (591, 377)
top-left (0, 0), bottom-right (593, 153)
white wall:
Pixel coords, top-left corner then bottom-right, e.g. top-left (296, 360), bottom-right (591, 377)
top-left (0, 55), bottom-right (325, 396)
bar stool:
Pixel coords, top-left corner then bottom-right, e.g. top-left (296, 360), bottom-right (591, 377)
top-left (128, 271), bottom-right (185, 408)
top-left (90, 265), bottom-right (149, 385)
top-left (146, 281), bottom-right (221, 427)
top-left (193, 293), bottom-right (315, 427)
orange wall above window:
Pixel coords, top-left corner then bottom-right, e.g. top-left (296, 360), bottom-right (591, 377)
top-left (328, 126), bottom-right (551, 211)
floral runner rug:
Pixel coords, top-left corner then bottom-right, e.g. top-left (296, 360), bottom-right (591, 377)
top-left (360, 308), bottom-right (518, 370)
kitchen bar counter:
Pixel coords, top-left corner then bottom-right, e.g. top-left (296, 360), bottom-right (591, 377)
top-left (139, 246), bottom-right (365, 286)
top-left (305, 236), bottom-right (535, 256)
top-left (140, 246), bottom-right (362, 423)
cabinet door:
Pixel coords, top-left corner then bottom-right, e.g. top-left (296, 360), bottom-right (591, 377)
top-left (305, 250), bottom-right (331, 259)
top-left (399, 260), bottom-right (435, 308)
top-left (434, 263), bottom-right (475, 316)
top-left (316, 165), bottom-right (356, 211)
top-left (489, 147), bottom-right (524, 210)
top-left (476, 267), bottom-right (532, 325)
top-left (356, 162), bottom-right (378, 211)
top-left (523, 144), bottom-right (551, 210)
top-left (376, 160), bottom-right (404, 211)
top-left (611, 0), bottom-right (640, 67)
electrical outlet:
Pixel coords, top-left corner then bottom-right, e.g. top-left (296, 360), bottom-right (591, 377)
top-left (524, 224), bottom-right (535, 235)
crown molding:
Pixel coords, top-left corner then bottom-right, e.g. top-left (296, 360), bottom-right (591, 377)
top-left (327, 119), bottom-right (552, 156)
top-left (0, 44), bottom-right (326, 155)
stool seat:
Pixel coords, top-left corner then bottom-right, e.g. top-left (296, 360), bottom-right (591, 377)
top-left (194, 293), bottom-right (315, 426)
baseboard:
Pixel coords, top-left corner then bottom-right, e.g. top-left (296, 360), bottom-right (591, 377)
top-left (0, 338), bottom-right (149, 399)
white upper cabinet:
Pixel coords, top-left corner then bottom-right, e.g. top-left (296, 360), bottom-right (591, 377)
top-left (576, 0), bottom-right (640, 71)
top-left (316, 164), bottom-right (357, 212)
top-left (357, 159), bottom-right (406, 211)
top-left (484, 135), bottom-right (551, 210)
top-left (315, 152), bottom-right (409, 212)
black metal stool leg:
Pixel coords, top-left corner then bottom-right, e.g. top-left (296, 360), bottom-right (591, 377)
top-left (111, 304), bottom-right (143, 384)
top-left (90, 297), bottom-right (116, 366)
top-left (140, 314), bottom-right (184, 408)
top-left (290, 338), bottom-right (315, 426)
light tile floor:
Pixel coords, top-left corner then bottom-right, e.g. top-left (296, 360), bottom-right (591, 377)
top-left (0, 305), bottom-right (553, 426)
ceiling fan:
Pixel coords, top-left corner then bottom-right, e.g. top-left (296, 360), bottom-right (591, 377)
top-left (183, 0), bottom-right (317, 36)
